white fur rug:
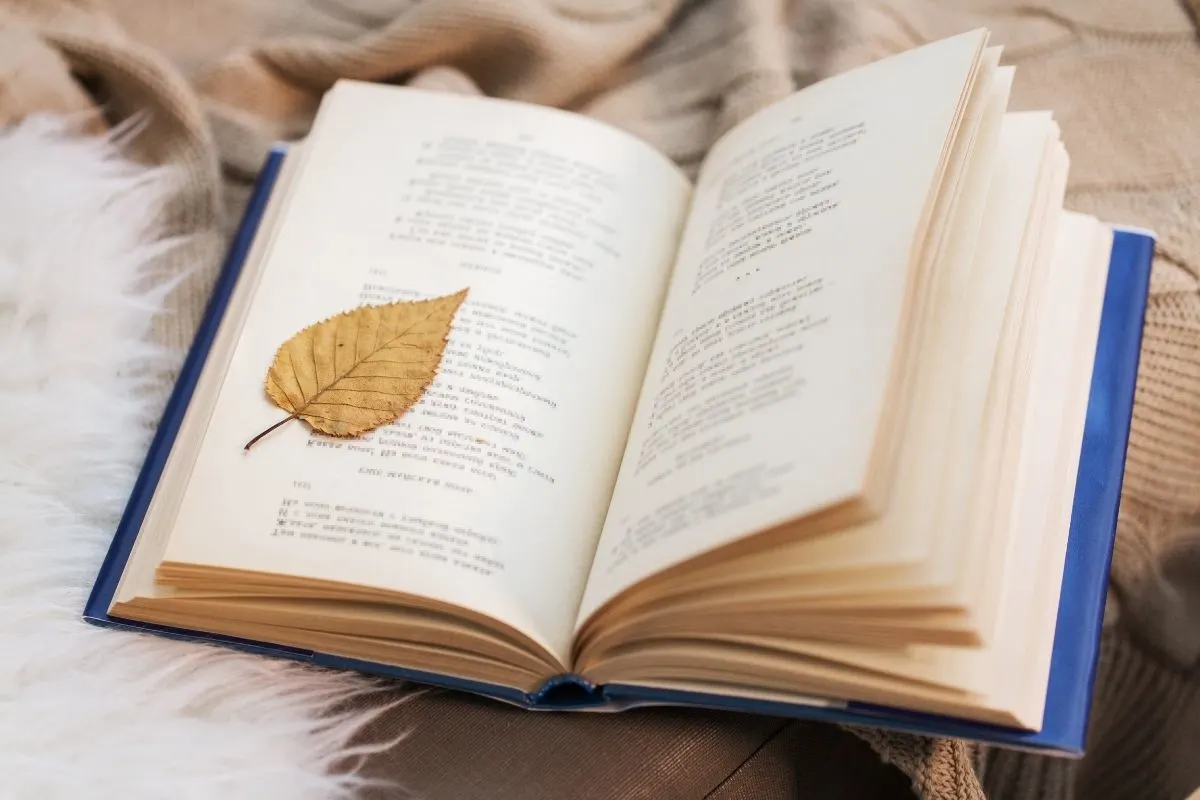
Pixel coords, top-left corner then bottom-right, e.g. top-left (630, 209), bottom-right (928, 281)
top-left (0, 117), bottom-right (387, 799)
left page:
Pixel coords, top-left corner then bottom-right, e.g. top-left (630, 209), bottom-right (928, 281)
top-left (158, 82), bottom-right (691, 663)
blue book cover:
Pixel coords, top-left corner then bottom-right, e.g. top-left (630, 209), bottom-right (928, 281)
top-left (85, 146), bottom-right (1156, 756)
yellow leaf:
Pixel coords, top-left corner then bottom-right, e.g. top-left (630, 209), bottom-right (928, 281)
top-left (244, 289), bottom-right (468, 451)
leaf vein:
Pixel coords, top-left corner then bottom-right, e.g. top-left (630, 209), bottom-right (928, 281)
top-left (267, 370), bottom-right (291, 409)
top-left (347, 358), bottom-right (427, 372)
top-left (306, 399), bottom-right (400, 412)
top-left (286, 346), bottom-right (304, 403)
top-left (340, 372), bottom-right (424, 380)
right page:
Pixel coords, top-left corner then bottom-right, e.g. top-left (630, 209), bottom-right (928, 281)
top-left (577, 30), bottom-right (989, 623)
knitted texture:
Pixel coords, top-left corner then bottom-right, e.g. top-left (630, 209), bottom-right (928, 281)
top-left (1, 1), bottom-right (1198, 797)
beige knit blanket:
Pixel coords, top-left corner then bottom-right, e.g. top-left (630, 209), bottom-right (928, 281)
top-left (3, 1), bottom-right (1198, 797)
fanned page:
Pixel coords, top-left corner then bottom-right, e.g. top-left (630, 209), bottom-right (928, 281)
top-left (577, 31), bottom-right (987, 623)
top-left (154, 83), bottom-right (690, 664)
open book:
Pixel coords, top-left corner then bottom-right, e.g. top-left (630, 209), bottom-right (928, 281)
top-left (87, 29), bottom-right (1155, 753)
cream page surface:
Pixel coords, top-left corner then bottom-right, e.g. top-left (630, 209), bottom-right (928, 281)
top-left (578, 31), bottom-right (987, 624)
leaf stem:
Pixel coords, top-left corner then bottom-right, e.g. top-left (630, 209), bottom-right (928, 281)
top-left (244, 413), bottom-right (299, 451)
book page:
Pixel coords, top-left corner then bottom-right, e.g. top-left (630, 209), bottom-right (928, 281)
top-left (161, 82), bottom-right (690, 662)
top-left (577, 31), bottom-right (987, 624)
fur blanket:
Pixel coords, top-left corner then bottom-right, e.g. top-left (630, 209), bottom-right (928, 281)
top-left (0, 117), bottom-right (385, 800)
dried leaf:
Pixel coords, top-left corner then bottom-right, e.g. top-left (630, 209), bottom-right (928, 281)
top-left (244, 289), bottom-right (468, 450)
